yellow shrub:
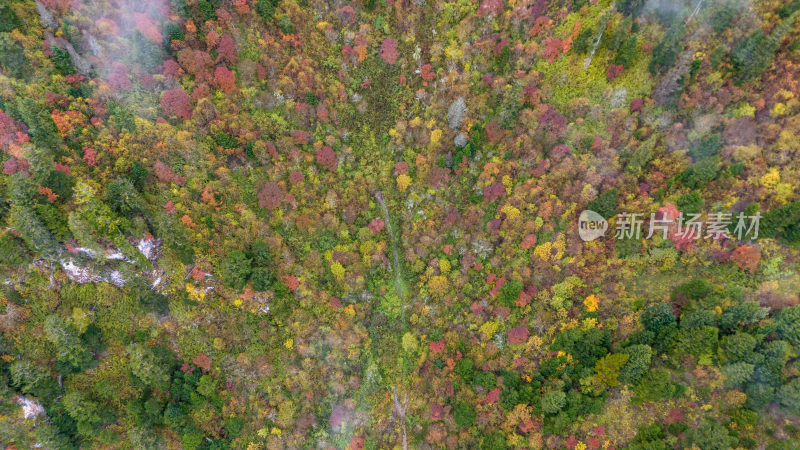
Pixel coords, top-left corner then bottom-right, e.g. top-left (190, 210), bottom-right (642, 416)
top-left (330, 262), bottom-right (345, 281)
top-left (584, 294), bottom-right (599, 312)
top-left (397, 173), bottom-right (412, 191)
top-left (500, 204), bottom-right (521, 221)
top-left (479, 320), bottom-right (499, 339)
top-left (760, 168), bottom-right (780, 188)
top-left (430, 129), bottom-right (442, 144)
top-left (428, 275), bottom-right (449, 297)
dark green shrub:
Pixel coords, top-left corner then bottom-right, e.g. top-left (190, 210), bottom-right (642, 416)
top-left (0, 35), bottom-right (25, 79)
top-left (539, 355), bottom-right (567, 378)
top-left (454, 358), bottom-right (474, 383)
top-left (251, 240), bottom-right (271, 266)
top-left (214, 133), bottom-right (238, 149)
top-left (256, 0), bottom-right (278, 20)
top-left (686, 419), bottom-right (738, 449)
top-left (132, 31), bottom-right (163, 71)
top-left (474, 371), bottom-right (496, 389)
top-left (51, 46), bottom-right (75, 75)
top-left (619, 344), bottom-right (652, 384)
top-left (225, 417), bottom-right (244, 438)
top-left (453, 401), bottom-right (475, 427)
top-left (498, 280), bottom-right (522, 307)
top-left (676, 326), bottom-right (718, 360)
top-left (641, 303), bottom-right (675, 333)
top-left (761, 202), bottom-right (800, 243)
top-left (668, 421), bottom-right (688, 435)
top-left (632, 423), bottom-right (665, 444)
top-left (106, 177), bottom-right (144, 217)
top-left (163, 22), bottom-right (184, 47)
top-left (650, 24), bottom-right (685, 74)
top-left (719, 332), bottom-right (757, 362)
top-left (278, 14), bottom-right (294, 34)
top-left (573, 28), bottom-right (595, 54)
top-left (0, 4), bottom-right (20, 32)
top-left (777, 378), bottom-right (800, 413)
top-left (676, 191), bottom-right (704, 214)
top-left (0, 230), bottom-right (30, 266)
top-left (680, 156), bottom-right (721, 188)
top-left (541, 390), bottom-right (566, 414)
top-left (219, 250), bottom-right (252, 290)
top-left (129, 161), bottom-right (149, 191)
top-left (499, 387), bottom-right (520, 411)
top-left (9, 205), bottom-right (59, 259)
top-left (304, 91), bottom-right (319, 106)
top-left (712, 6), bottom-right (737, 32)
top-left (480, 432), bottom-right (508, 450)
top-left (633, 369), bottom-right (673, 402)
top-left (672, 279), bottom-right (713, 302)
top-left (552, 328), bottom-right (611, 369)
top-left (718, 301), bottom-right (767, 331)
top-left (45, 169), bottom-right (75, 201)
top-left (249, 267), bottom-right (271, 292)
top-left (586, 188), bottom-right (619, 219)
top-left (616, 0), bottom-right (645, 15)
top-left (774, 305), bottom-right (800, 344)
top-left (681, 310), bottom-right (717, 329)
top-left (690, 134), bottom-right (722, 160)
top-left (614, 35), bottom-right (638, 68)
top-left (740, 436), bottom-right (757, 449)
top-left (721, 362), bottom-right (755, 387)
top-left (745, 382), bottom-right (774, 410)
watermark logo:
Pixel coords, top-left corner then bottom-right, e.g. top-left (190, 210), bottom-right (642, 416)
top-left (578, 211), bottom-right (761, 242)
top-left (578, 210), bottom-right (609, 242)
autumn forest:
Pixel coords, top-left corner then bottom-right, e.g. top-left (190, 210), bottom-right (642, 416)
top-left (2, 0), bottom-right (800, 448)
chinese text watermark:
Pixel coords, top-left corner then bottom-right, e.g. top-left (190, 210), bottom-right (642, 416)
top-left (578, 210), bottom-right (761, 242)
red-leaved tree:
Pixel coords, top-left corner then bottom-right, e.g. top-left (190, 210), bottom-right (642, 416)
top-left (214, 67), bottom-right (236, 93)
top-left (160, 89), bottom-right (192, 120)
top-left (380, 38), bottom-right (399, 65)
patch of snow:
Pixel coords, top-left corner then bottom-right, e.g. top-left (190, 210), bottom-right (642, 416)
top-left (448, 97), bottom-right (467, 130)
top-left (136, 238), bottom-right (160, 261)
top-left (76, 247), bottom-right (98, 259)
top-left (610, 87), bottom-right (628, 109)
top-left (471, 239), bottom-right (493, 259)
top-left (107, 271), bottom-right (125, 287)
top-left (60, 259), bottom-right (99, 284)
top-left (58, 235), bottom-right (166, 291)
top-left (493, 332), bottom-right (505, 350)
top-left (105, 250), bottom-right (126, 261)
top-left (17, 396), bottom-right (45, 420)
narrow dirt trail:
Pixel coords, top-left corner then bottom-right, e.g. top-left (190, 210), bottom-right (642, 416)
top-left (373, 190), bottom-right (412, 449)
top-left (374, 190), bottom-right (405, 314)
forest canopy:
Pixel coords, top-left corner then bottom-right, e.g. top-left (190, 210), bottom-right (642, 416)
top-left (2, 0), bottom-right (800, 449)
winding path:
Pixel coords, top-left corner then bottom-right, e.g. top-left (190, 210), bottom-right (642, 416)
top-left (374, 191), bottom-right (405, 313)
